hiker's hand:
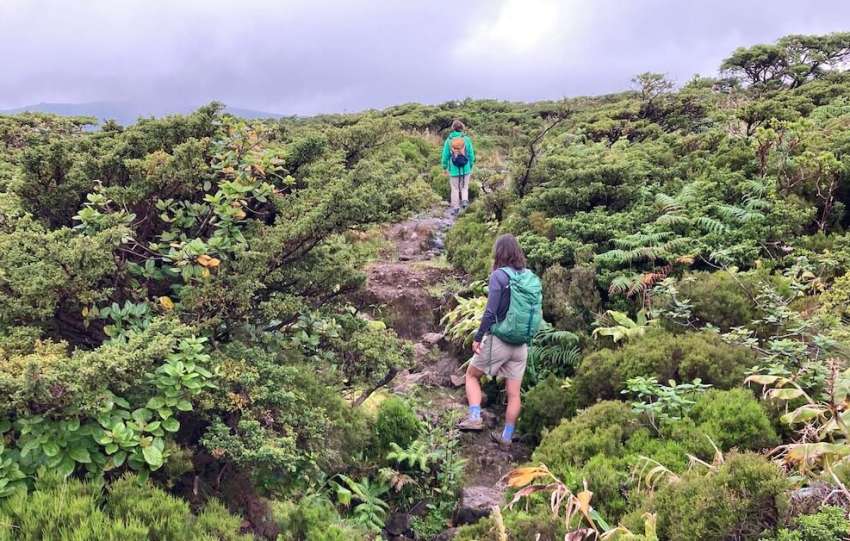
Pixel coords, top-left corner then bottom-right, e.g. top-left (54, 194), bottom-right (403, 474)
top-left (472, 341), bottom-right (481, 355)
top-left (443, 170), bottom-right (449, 176)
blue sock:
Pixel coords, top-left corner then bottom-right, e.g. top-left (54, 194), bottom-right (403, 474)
top-left (469, 405), bottom-right (481, 420)
top-left (501, 424), bottom-right (515, 441)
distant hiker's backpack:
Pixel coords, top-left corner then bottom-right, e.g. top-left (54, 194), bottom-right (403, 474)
top-left (450, 135), bottom-right (469, 168)
top-left (491, 267), bottom-right (543, 345)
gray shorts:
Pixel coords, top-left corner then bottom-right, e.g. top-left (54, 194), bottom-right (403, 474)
top-left (469, 334), bottom-right (528, 381)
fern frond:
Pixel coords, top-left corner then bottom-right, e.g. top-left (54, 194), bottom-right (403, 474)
top-left (655, 193), bottom-right (681, 213)
top-left (655, 213), bottom-right (691, 227)
top-left (696, 216), bottom-right (728, 235)
top-left (608, 274), bottom-right (637, 295)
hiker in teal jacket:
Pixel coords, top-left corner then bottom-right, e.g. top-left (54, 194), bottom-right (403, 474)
top-left (441, 120), bottom-right (475, 215)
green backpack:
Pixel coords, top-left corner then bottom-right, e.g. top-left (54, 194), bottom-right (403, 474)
top-left (491, 267), bottom-right (543, 345)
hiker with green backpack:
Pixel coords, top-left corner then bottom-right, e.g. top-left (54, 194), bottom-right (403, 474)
top-left (458, 234), bottom-right (543, 449)
top-left (441, 119), bottom-right (475, 215)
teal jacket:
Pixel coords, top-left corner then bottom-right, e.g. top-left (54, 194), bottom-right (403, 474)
top-left (441, 131), bottom-right (475, 176)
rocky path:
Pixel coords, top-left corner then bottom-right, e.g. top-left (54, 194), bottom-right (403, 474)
top-left (358, 203), bottom-right (529, 538)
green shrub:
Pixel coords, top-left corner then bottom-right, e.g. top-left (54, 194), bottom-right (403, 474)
top-left (794, 505), bottom-right (850, 541)
top-left (541, 263), bottom-right (601, 333)
top-left (454, 508), bottom-right (566, 541)
top-left (517, 375), bottom-right (578, 444)
top-left (678, 271), bottom-right (758, 330)
top-left (273, 496), bottom-right (367, 541)
top-left (374, 397), bottom-right (422, 454)
top-left (576, 454), bottom-right (630, 520)
top-left (625, 427), bottom-right (703, 472)
top-left (445, 209), bottom-right (497, 279)
top-left (574, 329), bottom-right (757, 405)
top-left (688, 388), bottom-right (779, 451)
top-left (532, 401), bottom-right (639, 479)
top-left (764, 505), bottom-right (850, 541)
top-left (0, 474), bottom-right (249, 541)
top-left (654, 453), bottom-right (789, 541)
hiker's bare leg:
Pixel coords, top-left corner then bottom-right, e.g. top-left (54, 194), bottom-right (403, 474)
top-left (504, 378), bottom-right (522, 426)
top-left (465, 364), bottom-right (484, 407)
top-left (458, 364), bottom-right (485, 430)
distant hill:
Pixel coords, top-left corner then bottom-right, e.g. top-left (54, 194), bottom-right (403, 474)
top-left (0, 101), bottom-right (284, 125)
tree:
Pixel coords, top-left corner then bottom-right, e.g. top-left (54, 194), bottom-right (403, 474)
top-left (722, 32), bottom-right (850, 89)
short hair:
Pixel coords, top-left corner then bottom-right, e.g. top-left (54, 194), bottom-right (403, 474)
top-left (492, 234), bottom-right (527, 270)
top-left (451, 119), bottom-right (465, 131)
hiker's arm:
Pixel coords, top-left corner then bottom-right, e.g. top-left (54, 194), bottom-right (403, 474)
top-left (468, 139), bottom-right (475, 168)
top-left (474, 272), bottom-right (502, 342)
top-left (441, 139), bottom-right (450, 170)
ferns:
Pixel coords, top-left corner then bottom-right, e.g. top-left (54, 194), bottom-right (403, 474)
top-left (695, 216), bottom-right (728, 235)
top-left (527, 323), bottom-right (581, 384)
top-left (608, 274), bottom-right (641, 296)
top-left (715, 204), bottom-right (763, 224)
top-left (441, 295), bottom-right (487, 346)
top-left (654, 213), bottom-right (690, 227)
top-left (654, 192), bottom-right (681, 213)
top-left (613, 231), bottom-right (671, 249)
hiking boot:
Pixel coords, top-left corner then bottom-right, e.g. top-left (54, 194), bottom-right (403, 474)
top-left (450, 207), bottom-right (459, 217)
top-left (489, 430), bottom-right (512, 450)
top-left (457, 416), bottom-right (484, 431)
top-left (461, 200), bottom-right (469, 210)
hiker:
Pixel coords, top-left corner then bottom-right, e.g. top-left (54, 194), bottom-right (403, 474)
top-left (441, 119), bottom-right (475, 215)
top-left (458, 234), bottom-right (542, 449)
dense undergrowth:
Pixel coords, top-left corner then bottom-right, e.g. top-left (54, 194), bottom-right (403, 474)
top-left (2, 31), bottom-right (850, 540)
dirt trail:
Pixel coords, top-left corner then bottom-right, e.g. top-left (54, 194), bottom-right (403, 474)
top-left (359, 203), bottom-right (529, 535)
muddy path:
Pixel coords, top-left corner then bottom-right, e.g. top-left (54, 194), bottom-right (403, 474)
top-left (358, 203), bottom-right (529, 536)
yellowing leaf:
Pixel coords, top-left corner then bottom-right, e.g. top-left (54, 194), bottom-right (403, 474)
top-left (575, 489), bottom-right (593, 517)
top-left (783, 442), bottom-right (850, 465)
top-left (744, 374), bottom-right (784, 386)
top-left (505, 466), bottom-right (549, 488)
top-left (158, 296), bottom-right (174, 311)
top-left (196, 255), bottom-right (221, 268)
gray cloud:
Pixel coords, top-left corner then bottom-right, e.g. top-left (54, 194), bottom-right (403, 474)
top-left (1, 0), bottom-right (849, 115)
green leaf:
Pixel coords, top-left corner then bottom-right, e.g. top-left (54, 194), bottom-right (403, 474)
top-left (42, 442), bottom-right (60, 457)
top-left (114, 396), bottom-right (131, 409)
top-left (146, 397), bottom-right (165, 410)
top-left (92, 428), bottom-right (112, 445)
top-left (69, 446), bottom-right (92, 464)
top-left (142, 445), bottom-right (163, 468)
top-left (162, 417), bottom-right (180, 433)
top-left (21, 439), bottom-right (40, 457)
top-left (175, 400), bottom-right (193, 412)
top-left (57, 457), bottom-right (76, 478)
top-left (110, 451), bottom-right (127, 469)
top-left (132, 408), bottom-right (153, 423)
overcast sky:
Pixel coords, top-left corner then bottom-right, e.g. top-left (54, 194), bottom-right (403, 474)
top-left (1, 0), bottom-right (849, 115)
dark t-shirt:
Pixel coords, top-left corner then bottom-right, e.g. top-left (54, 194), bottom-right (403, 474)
top-left (474, 267), bottom-right (522, 342)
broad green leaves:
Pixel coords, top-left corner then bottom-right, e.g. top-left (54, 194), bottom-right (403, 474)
top-left (0, 336), bottom-right (214, 494)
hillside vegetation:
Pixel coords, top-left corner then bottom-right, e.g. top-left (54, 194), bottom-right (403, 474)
top-left (2, 32), bottom-right (850, 540)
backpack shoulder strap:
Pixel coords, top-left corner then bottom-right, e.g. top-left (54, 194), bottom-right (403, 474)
top-left (498, 267), bottom-right (516, 280)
